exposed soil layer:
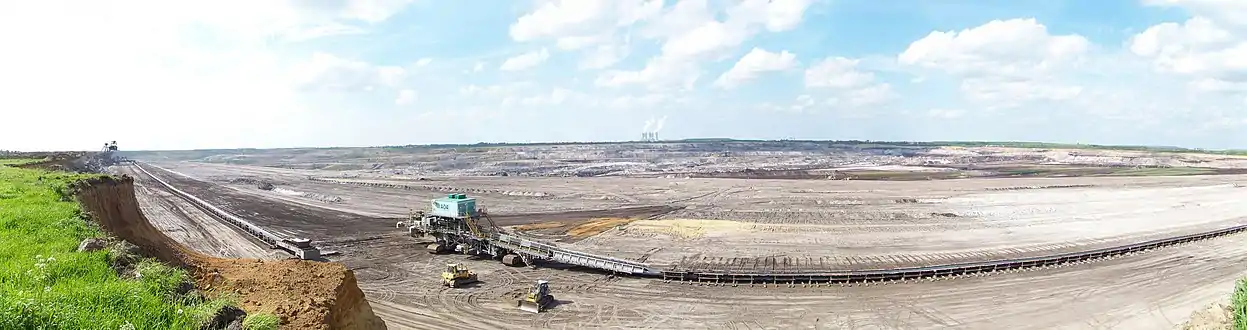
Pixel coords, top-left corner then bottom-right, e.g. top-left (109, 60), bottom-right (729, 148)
top-left (488, 205), bottom-right (678, 226)
top-left (684, 165), bottom-right (1247, 180)
top-left (72, 175), bottom-right (386, 330)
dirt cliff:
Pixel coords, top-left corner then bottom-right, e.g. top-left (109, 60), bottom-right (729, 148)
top-left (73, 175), bottom-right (387, 330)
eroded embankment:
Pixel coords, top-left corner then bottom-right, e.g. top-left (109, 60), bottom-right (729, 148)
top-left (72, 175), bottom-right (386, 330)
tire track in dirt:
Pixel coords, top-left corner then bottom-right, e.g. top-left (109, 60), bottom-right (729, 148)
top-left (119, 165), bottom-right (273, 259)
top-left (139, 164), bottom-right (397, 240)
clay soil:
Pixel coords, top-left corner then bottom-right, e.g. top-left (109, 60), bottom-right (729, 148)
top-left (72, 175), bottom-right (385, 330)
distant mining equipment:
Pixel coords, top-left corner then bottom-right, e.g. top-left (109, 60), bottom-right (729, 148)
top-left (100, 141), bottom-right (132, 166)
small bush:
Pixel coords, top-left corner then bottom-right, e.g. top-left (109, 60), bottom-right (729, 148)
top-left (243, 313), bottom-right (281, 330)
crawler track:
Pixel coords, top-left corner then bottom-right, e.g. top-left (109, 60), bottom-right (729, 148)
top-left (658, 221), bottom-right (1247, 283)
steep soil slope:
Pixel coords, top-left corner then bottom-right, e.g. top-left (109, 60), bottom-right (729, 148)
top-left (73, 175), bottom-right (386, 330)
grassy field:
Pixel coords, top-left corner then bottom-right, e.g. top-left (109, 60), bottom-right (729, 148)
top-left (0, 158), bottom-right (43, 166)
top-left (0, 166), bottom-right (235, 329)
top-left (1234, 278), bottom-right (1247, 330)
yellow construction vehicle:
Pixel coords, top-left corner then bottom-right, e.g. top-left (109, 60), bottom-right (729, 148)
top-left (441, 263), bottom-right (478, 288)
top-left (516, 280), bottom-right (555, 313)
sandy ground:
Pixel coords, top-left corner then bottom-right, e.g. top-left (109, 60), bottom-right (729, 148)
top-left (148, 161), bottom-right (1247, 270)
top-left (358, 231), bottom-right (1247, 330)
top-left (114, 165), bottom-right (275, 259)
top-left (121, 162), bottom-right (1247, 329)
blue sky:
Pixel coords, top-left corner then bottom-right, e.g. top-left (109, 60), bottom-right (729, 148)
top-left (2, 0), bottom-right (1246, 151)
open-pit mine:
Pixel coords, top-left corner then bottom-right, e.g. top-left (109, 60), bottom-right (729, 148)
top-left (114, 141), bottom-right (1247, 329)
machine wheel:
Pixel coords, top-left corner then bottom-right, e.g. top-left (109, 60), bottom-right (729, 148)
top-left (502, 254), bottom-right (526, 267)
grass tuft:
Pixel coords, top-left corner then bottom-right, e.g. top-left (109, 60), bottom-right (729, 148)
top-left (0, 166), bottom-right (236, 329)
top-left (242, 313), bottom-right (281, 330)
top-left (1233, 278), bottom-right (1247, 330)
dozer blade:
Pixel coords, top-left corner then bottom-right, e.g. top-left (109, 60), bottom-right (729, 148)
top-left (451, 278), bottom-right (477, 287)
top-left (517, 300), bottom-right (542, 313)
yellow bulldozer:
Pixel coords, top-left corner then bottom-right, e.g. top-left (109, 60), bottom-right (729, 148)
top-left (441, 263), bottom-right (478, 288)
top-left (516, 279), bottom-right (555, 313)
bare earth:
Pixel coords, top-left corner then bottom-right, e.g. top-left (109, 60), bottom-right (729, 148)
top-left (115, 143), bottom-right (1247, 329)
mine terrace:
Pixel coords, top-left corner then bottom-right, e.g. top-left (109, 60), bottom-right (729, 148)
top-left (116, 140), bottom-right (1247, 329)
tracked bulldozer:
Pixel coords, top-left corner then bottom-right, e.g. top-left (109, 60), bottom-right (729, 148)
top-left (516, 280), bottom-right (555, 313)
top-left (441, 263), bottom-right (478, 288)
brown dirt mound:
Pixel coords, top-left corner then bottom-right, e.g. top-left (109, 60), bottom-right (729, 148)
top-left (73, 175), bottom-right (387, 330)
top-left (566, 217), bottom-right (637, 239)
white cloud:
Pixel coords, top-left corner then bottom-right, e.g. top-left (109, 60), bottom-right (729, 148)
top-left (509, 0), bottom-right (662, 42)
top-left (899, 18), bottom-right (1091, 106)
top-left (599, 0), bottom-right (813, 89)
top-left (415, 58), bottom-right (433, 67)
top-left (510, 0), bottom-right (662, 70)
top-left (804, 57), bottom-right (875, 89)
top-left (836, 83), bottom-right (896, 107)
top-left (294, 52), bottom-right (406, 92)
top-left (580, 43), bottom-right (631, 70)
top-left (595, 56), bottom-right (700, 90)
top-left (284, 22), bottom-right (368, 41)
top-left (927, 108), bottom-right (967, 119)
top-left (801, 56), bottom-right (895, 109)
top-left (714, 48), bottom-right (797, 89)
top-left (500, 48), bottom-right (551, 71)
top-left (1129, 16), bottom-right (1247, 90)
top-left (518, 88), bottom-right (575, 106)
top-left (396, 89), bottom-right (417, 105)
top-left (899, 18), bottom-right (1089, 78)
top-left (607, 93), bottom-right (672, 109)
top-left (727, 0), bottom-right (815, 32)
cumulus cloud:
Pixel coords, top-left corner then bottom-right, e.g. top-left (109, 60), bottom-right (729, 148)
top-left (800, 56), bottom-right (895, 109)
top-left (714, 48), bottom-right (797, 89)
top-left (13, 0), bottom-right (1247, 151)
top-left (509, 0), bottom-right (662, 70)
top-left (395, 89), bottom-right (417, 105)
top-left (499, 48), bottom-right (551, 71)
top-left (597, 0), bottom-right (813, 89)
top-left (294, 52), bottom-right (406, 92)
top-left (1129, 16), bottom-right (1247, 90)
top-left (804, 57), bottom-right (875, 89)
top-left (899, 18), bottom-right (1090, 107)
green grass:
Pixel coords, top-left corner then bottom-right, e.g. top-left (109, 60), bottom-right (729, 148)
top-left (243, 313), bottom-right (280, 330)
top-left (1233, 278), bottom-right (1247, 330)
top-left (0, 158), bottom-right (44, 166)
top-left (0, 166), bottom-right (235, 329)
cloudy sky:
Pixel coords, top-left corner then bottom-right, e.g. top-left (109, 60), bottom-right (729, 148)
top-left (2, 0), bottom-right (1246, 151)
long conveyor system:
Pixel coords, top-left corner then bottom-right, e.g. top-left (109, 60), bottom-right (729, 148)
top-left (406, 193), bottom-right (1247, 284)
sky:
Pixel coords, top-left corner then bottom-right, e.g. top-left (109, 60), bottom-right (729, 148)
top-left (2, 0), bottom-right (1247, 151)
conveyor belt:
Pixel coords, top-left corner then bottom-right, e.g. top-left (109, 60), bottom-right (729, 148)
top-left (144, 163), bottom-right (1247, 283)
top-left (131, 162), bottom-right (321, 260)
